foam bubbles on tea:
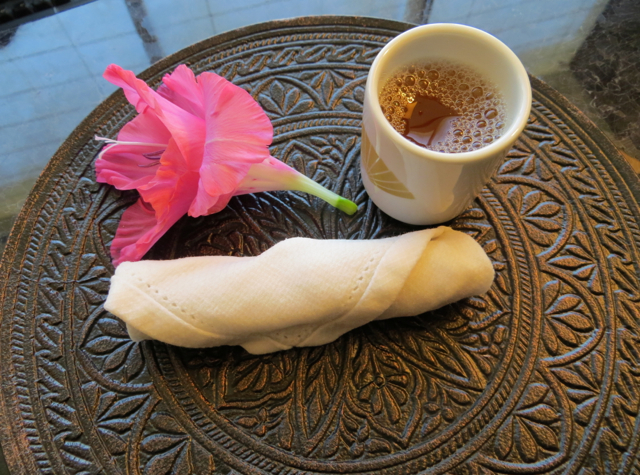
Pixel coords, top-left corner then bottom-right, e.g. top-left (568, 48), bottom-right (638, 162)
top-left (379, 60), bottom-right (506, 153)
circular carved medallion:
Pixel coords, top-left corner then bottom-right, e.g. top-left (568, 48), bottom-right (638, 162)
top-left (1, 16), bottom-right (640, 475)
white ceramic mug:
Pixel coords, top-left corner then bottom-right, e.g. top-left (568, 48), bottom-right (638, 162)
top-left (361, 23), bottom-right (531, 224)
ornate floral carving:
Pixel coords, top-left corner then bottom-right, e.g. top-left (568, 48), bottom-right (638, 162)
top-left (1, 17), bottom-right (640, 475)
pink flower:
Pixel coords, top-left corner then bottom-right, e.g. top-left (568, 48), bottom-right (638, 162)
top-left (96, 65), bottom-right (356, 266)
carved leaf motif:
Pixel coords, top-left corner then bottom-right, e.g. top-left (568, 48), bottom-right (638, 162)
top-left (567, 171), bottom-right (599, 195)
top-left (100, 394), bottom-right (147, 421)
top-left (259, 80), bottom-right (313, 117)
top-left (86, 336), bottom-right (124, 354)
top-left (98, 427), bottom-right (128, 455)
top-left (305, 346), bottom-right (340, 432)
top-left (353, 85), bottom-right (365, 103)
top-left (492, 380), bottom-right (561, 463)
top-left (151, 412), bottom-right (186, 434)
top-left (611, 256), bottom-right (639, 294)
top-left (494, 419), bottom-right (514, 459)
top-left (142, 434), bottom-right (188, 454)
top-left (447, 387), bottom-right (472, 406)
top-left (517, 405), bottom-right (559, 425)
top-left (354, 344), bottom-right (410, 426)
top-left (140, 411), bottom-right (215, 475)
top-left (100, 418), bottom-right (133, 433)
top-left (507, 186), bottom-right (563, 246)
top-left (298, 45), bottom-right (329, 63)
top-left (542, 281), bottom-right (594, 355)
top-left (554, 368), bottom-right (593, 390)
top-left (549, 146), bottom-right (578, 167)
top-left (60, 445), bottom-right (94, 471)
top-left (83, 314), bottom-right (145, 383)
top-left (574, 398), bottom-right (597, 426)
top-left (36, 321), bottom-right (63, 360)
top-left (58, 442), bottom-right (94, 471)
top-left (38, 359), bottom-right (69, 402)
top-left (421, 413), bottom-right (442, 437)
top-left (555, 237), bottom-right (604, 293)
top-left (498, 141), bottom-right (554, 180)
top-left (515, 418), bottom-right (538, 463)
top-left (143, 442), bottom-right (189, 475)
top-left (528, 421), bottom-right (559, 451)
top-left (519, 383), bottom-right (548, 408)
top-left (71, 252), bottom-right (111, 318)
top-left (46, 407), bottom-right (74, 434)
top-left (232, 354), bottom-right (289, 394)
top-left (98, 317), bottom-right (129, 338)
top-left (13, 29), bottom-right (640, 474)
top-left (554, 354), bottom-right (606, 429)
top-left (524, 123), bottom-right (556, 143)
top-left (365, 438), bottom-right (392, 454)
top-left (498, 148), bottom-right (536, 176)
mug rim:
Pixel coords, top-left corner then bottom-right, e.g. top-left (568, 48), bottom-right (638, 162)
top-left (366, 23), bottom-right (532, 164)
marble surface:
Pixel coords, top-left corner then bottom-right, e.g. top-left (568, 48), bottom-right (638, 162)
top-left (0, 1), bottom-right (638, 473)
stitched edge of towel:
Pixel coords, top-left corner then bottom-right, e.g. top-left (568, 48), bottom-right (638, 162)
top-left (296, 227), bottom-right (442, 348)
top-left (105, 273), bottom-right (231, 348)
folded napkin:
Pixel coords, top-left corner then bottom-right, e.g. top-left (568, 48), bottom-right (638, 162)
top-left (104, 226), bottom-right (494, 354)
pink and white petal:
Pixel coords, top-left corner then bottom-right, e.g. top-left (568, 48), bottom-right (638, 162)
top-left (158, 65), bottom-right (205, 119)
top-left (104, 64), bottom-right (206, 172)
top-left (188, 181), bottom-right (220, 217)
top-left (114, 168), bottom-right (197, 265)
top-left (233, 156), bottom-right (300, 194)
top-left (110, 199), bottom-right (156, 265)
top-left (110, 197), bottom-right (188, 266)
top-left (96, 146), bottom-right (158, 190)
top-left (200, 72), bottom-right (272, 147)
top-left (197, 154), bottom-right (257, 197)
top-left (117, 108), bottom-right (171, 145)
top-left (138, 139), bottom-right (198, 222)
top-left (191, 159), bottom-right (295, 217)
top-left (95, 90), bottom-right (171, 190)
top-left (104, 64), bottom-right (157, 115)
top-left (197, 72), bottom-right (273, 201)
top-left (188, 181), bottom-right (237, 217)
top-left (205, 191), bottom-right (234, 215)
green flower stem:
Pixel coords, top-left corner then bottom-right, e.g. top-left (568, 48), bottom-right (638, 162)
top-left (292, 173), bottom-right (358, 215)
top-left (238, 159), bottom-right (358, 215)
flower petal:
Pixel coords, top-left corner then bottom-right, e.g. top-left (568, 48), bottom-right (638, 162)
top-left (103, 64), bottom-right (156, 115)
top-left (117, 107), bottom-right (171, 145)
top-left (96, 146), bottom-right (158, 190)
top-left (103, 64), bottom-right (206, 172)
top-left (110, 199), bottom-right (157, 266)
top-left (188, 72), bottom-right (272, 216)
top-left (110, 197), bottom-right (187, 267)
top-left (234, 156), bottom-right (300, 194)
top-left (158, 65), bottom-right (205, 119)
top-left (190, 187), bottom-right (234, 217)
top-left (138, 138), bottom-right (199, 222)
top-left (200, 72), bottom-right (273, 150)
top-left (111, 139), bottom-right (199, 266)
top-left (96, 111), bottom-right (171, 190)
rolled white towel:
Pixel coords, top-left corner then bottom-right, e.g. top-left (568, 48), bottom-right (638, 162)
top-left (104, 226), bottom-right (494, 354)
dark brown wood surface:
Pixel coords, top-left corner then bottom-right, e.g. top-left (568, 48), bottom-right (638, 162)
top-left (1, 16), bottom-right (640, 475)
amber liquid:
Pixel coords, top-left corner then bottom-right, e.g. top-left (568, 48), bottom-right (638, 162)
top-left (379, 60), bottom-right (506, 153)
top-left (404, 94), bottom-right (460, 148)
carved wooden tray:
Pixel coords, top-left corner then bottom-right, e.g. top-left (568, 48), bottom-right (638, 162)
top-left (2, 16), bottom-right (640, 475)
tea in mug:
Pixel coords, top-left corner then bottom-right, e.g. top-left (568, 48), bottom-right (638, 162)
top-left (379, 60), bottom-right (506, 153)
